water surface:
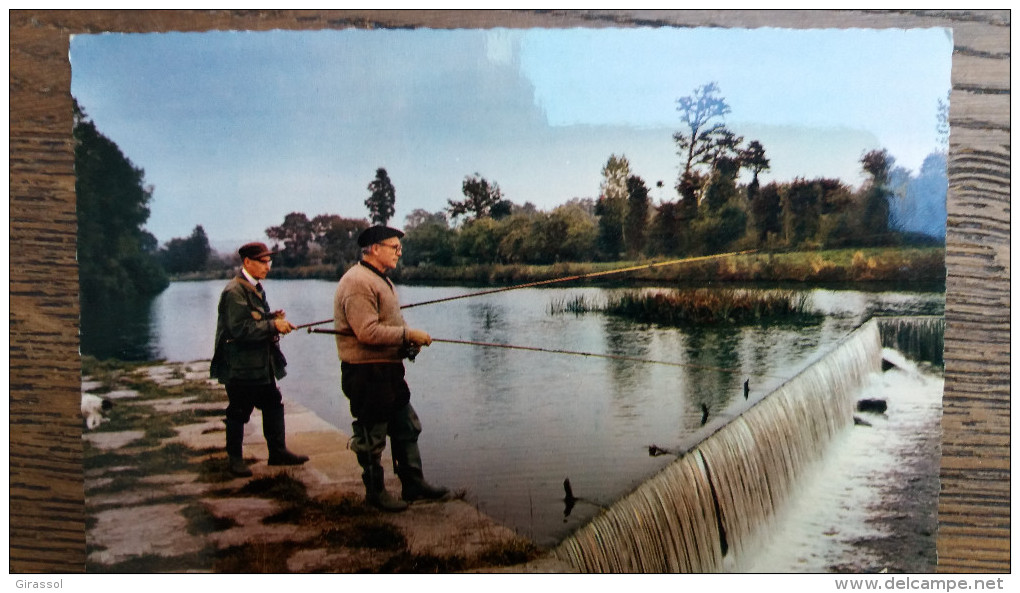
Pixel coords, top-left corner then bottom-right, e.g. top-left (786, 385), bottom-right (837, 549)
top-left (88, 279), bottom-right (944, 546)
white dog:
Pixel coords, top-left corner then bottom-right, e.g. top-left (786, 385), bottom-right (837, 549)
top-left (81, 393), bottom-right (113, 430)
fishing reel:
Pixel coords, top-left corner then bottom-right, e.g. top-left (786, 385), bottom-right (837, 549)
top-left (400, 342), bottom-right (423, 362)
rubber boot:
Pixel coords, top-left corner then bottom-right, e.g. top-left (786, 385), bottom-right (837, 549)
top-left (358, 453), bottom-right (407, 512)
top-left (263, 406), bottom-right (309, 466)
top-left (225, 417), bottom-right (252, 477)
top-left (393, 439), bottom-right (449, 502)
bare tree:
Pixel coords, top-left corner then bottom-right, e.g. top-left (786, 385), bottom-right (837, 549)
top-left (673, 82), bottom-right (732, 182)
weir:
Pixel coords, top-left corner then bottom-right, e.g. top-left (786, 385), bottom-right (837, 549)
top-left (553, 316), bottom-right (942, 573)
top-left (877, 315), bottom-right (944, 366)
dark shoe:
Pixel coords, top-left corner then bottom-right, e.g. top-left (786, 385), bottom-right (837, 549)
top-left (268, 450), bottom-right (309, 466)
top-left (402, 481), bottom-right (450, 502)
top-left (367, 488), bottom-right (409, 512)
top-left (228, 456), bottom-right (253, 477)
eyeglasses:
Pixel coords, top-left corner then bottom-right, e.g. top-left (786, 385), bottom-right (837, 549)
top-left (256, 258), bottom-right (272, 265)
top-left (377, 242), bottom-right (402, 253)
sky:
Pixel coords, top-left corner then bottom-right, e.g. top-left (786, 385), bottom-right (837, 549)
top-left (69, 26), bottom-right (952, 251)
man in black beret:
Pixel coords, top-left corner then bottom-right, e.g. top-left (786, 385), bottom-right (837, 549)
top-left (332, 225), bottom-right (448, 511)
top-left (210, 242), bottom-right (309, 477)
top-left (356, 224), bottom-right (405, 248)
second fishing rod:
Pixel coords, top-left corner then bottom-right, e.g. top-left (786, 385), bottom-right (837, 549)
top-left (293, 249), bottom-right (757, 330)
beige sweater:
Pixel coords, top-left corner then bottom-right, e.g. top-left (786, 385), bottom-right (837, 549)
top-left (333, 261), bottom-right (407, 364)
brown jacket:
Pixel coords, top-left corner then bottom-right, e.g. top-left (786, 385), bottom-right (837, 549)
top-left (333, 261), bottom-right (408, 364)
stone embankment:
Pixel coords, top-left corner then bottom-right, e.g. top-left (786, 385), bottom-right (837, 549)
top-left (82, 359), bottom-right (574, 573)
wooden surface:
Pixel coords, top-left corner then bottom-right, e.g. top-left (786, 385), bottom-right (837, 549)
top-left (9, 10), bottom-right (1010, 573)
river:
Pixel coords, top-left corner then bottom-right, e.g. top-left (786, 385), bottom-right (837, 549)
top-left (81, 279), bottom-right (944, 547)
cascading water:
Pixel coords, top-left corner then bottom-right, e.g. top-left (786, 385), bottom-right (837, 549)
top-left (554, 319), bottom-right (886, 572)
top-left (554, 450), bottom-right (724, 572)
top-left (877, 315), bottom-right (944, 365)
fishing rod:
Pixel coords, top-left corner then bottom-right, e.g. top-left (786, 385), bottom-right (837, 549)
top-left (294, 249), bottom-right (757, 330)
top-left (307, 328), bottom-right (786, 380)
top-left (431, 337), bottom-right (763, 376)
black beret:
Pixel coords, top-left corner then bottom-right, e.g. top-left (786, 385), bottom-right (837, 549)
top-left (357, 225), bottom-right (405, 247)
top-left (238, 242), bottom-right (278, 260)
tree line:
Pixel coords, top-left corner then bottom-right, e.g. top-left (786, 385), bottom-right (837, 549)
top-left (252, 83), bottom-right (946, 268)
top-left (74, 81), bottom-right (947, 309)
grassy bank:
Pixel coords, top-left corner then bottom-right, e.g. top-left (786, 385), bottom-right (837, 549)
top-left (396, 247), bottom-right (946, 287)
top-left (177, 246), bottom-right (945, 288)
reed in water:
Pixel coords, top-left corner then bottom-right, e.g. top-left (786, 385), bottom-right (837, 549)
top-left (549, 288), bottom-right (816, 325)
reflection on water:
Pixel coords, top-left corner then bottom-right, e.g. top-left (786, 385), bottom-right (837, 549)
top-left (81, 279), bottom-right (944, 547)
top-left (80, 297), bottom-right (159, 361)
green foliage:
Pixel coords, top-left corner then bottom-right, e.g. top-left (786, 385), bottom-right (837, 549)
top-left (649, 201), bottom-right (686, 256)
top-left (781, 178), bottom-right (824, 246)
top-left (692, 204), bottom-right (748, 255)
top-left (701, 156), bottom-right (741, 213)
top-left (548, 294), bottom-right (601, 315)
top-left (436, 201), bottom-right (600, 266)
top-left (264, 212), bottom-right (368, 268)
top-left (401, 211), bottom-right (454, 266)
top-left (489, 199), bottom-right (514, 220)
top-left (815, 212), bottom-right (855, 249)
top-left (365, 167), bottom-right (396, 225)
top-left (595, 154), bottom-right (630, 259)
top-left (595, 196), bottom-right (625, 259)
top-left (601, 154), bottom-right (630, 201)
top-left (447, 173), bottom-right (505, 221)
top-left (548, 202), bottom-right (598, 262)
top-left (193, 83), bottom-right (937, 273)
top-left (860, 149), bottom-right (894, 245)
top-left (158, 225), bottom-right (212, 274)
top-left (74, 100), bottom-right (169, 306)
top-left (397, 247), bottom-right (945, 288)
top-left (495, 212), bottom-right (536, 263)
top-left (310, 214), bottom-right (368, 266)
top-left (740, 140), bottom-right (770, 182)
top-left (750, 182), bottom-right (782, 245)
top-left (265, 212), bottom-right (313, 266)
top-left (405, 208), bottom-right (448, 230)
top-left (455, 217), bottom-right (501, 262)
top-left (625, 175), bottom-right (651, 258)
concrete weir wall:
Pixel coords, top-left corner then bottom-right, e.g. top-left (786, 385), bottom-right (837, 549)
top-left (553, 317), bottom-right (940, 573)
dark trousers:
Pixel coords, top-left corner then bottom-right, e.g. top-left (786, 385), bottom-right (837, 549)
top-left (224, 382), bottom-right (286, 458)
top-left (341, 362), bottom-right (428, 490)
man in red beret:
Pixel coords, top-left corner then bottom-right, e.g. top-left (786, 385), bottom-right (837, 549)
top-left (210, 242), bottom-right (309, 477)
top-left (333, 226), bottom-right (448, 511)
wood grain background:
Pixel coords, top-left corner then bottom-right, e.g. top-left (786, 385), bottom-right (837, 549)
top-left (9, 10), bottom-right (1010, 573)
